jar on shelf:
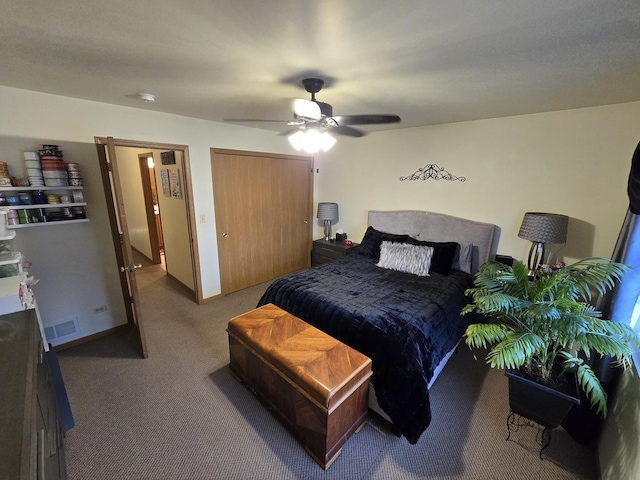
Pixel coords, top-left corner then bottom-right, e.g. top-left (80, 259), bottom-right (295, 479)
top-left (19, 192), bottom-right (33, 205)
top-left (72, 207), bottom-right (86, 219)
top-left (72, 190), bottom-right (84, 203)
top-left (6, 210), bottom-right (18, 225)
top-left (32, 191), bottom-right (47, 204)
top-left (6, 194), bottom-right (20, 206)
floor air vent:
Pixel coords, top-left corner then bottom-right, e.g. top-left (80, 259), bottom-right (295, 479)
top-left (44, 317), bottom-right (80, 342)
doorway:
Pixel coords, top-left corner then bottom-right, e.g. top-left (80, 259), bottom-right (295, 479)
top-left (95, 137), bottom-right (201, 357)
top-left (106, 143), bottom-right (198, 296)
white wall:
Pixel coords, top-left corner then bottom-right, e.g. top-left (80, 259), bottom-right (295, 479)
top-left (0, 136), bottom-right (129, 344)
top-left (315, 101), bottom-right (640, 263)
top-left (153, 150), bottom-right (194, 289)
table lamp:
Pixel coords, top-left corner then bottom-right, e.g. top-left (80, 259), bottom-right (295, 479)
top-left (317, 202), bottom-right (339, 240)
top-left (518, 212), bottom-right (568, 272)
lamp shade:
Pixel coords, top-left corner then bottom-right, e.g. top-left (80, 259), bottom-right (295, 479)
top-left (518, 212), bottom-right (568, 244)
top-left (317, 202), bottom-right (339, 221)
top-left (288, 129), bottom-right (336, 153)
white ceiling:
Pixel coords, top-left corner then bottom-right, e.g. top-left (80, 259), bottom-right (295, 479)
top-left (2, 1), bottom-right (639, 135)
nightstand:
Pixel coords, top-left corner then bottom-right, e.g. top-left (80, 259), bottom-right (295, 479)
top-left (311, 239), bottom-right (359, 266)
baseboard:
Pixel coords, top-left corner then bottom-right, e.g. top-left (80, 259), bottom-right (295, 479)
top-left (52, 324), bottom-right (130, 351)
top-left (200, 292), bottom-right (224, 304)
top-left (165, 272), bottom-right (196, 300)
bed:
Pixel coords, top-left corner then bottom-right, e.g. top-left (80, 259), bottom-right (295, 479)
top-left (257, 210), bottom-right (497, 444)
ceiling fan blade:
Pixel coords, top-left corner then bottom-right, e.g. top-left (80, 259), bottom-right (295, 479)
top-left (332, 125), bottom-right (366, 137)
top-left (315, 101), bottom-right (333, 117)
top-left (225, 118), bottom-right (289, 123)
top-left (293, 99), bottom-right (321, 120)
top-left (278, 128), bottom-right (305, 136)
top-left (332, 114), bottom-right (401, 126)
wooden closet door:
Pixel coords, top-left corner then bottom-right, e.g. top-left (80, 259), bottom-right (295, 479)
top-left (212, 149), bottom-right (313, 294)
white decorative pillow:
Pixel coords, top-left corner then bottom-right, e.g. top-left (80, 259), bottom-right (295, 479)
top-left (452, 242), bottom-right (474, 274)
top-left (377, 241), bottom-right (434, 276)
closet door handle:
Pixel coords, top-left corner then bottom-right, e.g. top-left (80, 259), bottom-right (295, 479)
top-left (222, 232), bottom-right (228, 238)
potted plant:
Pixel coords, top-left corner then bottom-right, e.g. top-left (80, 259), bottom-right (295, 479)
top-left (462, 257), bottom-right (640, 428)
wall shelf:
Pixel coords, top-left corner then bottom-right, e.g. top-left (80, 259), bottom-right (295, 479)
top-left (5, 202), bottom-right (87, 210)
top-left (8, 219), bottom-right (89, 229)
top-left (0, 186), bottom-right (83, 192)
top-left (0, 231), bottom-right (16, 241)
top-left (1, 186), bottom-right (87, 228)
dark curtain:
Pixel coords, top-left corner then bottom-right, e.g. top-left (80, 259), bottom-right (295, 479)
top-left (562, 140), bottom-right (640, 443)
top-left (603, 140), bottom-right (640, 323)
top-left (628, 141), bottom-right (640, 215)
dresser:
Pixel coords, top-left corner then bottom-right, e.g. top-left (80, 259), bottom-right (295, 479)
top-left (0, 310), bottom-right (67, 480)
top-left (311, 239), bottom-right (359, 266)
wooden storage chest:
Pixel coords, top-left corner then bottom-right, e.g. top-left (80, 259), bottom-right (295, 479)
top-left (227, 303), bottom-right (372, 469)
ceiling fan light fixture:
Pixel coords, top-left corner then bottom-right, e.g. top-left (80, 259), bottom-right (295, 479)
top-left (302, 129), bottom-right (322, 153)
top-left (288, 129), bottom-right (336, 153)
top-left (320, 131), bottom-right (336, 151)
top-left (288, 130), bottom-right (307, 151)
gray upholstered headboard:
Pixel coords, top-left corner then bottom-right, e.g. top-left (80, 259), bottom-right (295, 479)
top-left (368, 210), bottom-right (497, 274)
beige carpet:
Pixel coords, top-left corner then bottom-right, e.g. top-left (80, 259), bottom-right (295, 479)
top-left (58, 263), bottom-right (598, 479)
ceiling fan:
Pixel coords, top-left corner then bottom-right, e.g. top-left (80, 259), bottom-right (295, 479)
top-left (228, 77), bottom-right (401, 153)
top-left (286, 77), bottom-right (401, 138)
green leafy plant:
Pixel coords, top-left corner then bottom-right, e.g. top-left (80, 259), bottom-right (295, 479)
top-left (462, 257), bottom-right (640, 417)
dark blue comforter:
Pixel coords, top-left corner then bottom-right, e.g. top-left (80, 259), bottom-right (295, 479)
top-left (257, 254), bottom-right (475, 444)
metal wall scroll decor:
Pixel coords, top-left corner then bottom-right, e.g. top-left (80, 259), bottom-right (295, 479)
top-left (400, 164), bottom-right (466, 182)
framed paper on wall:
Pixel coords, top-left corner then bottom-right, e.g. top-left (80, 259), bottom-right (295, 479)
top-left (161, 151), bottom-right (176, 165)
top-left (161, 169), bottom-right (170, 197)
top-left (170, 169), bottom-right (182, 198)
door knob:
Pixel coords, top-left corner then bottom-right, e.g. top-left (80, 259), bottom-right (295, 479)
top-left (222, 232), bottom-right (228, 237)
top-left (120, 264), bottom-right (143, 273)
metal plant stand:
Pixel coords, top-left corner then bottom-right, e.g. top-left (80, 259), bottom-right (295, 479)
top-left (506, 410), bottom-right (552, 460)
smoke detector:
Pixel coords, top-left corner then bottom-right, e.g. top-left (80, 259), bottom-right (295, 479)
top-left (136, 92), bottom-right (156, 103)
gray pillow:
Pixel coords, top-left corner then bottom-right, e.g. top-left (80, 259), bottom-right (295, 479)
top-left (377, 241), bottom-right (434, 277)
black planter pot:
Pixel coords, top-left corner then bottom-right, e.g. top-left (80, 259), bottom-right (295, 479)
top-left (506, 368), bottom-right (580, 429)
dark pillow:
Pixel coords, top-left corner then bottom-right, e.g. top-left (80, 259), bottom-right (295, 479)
top-left (358, 226), bottom-right (411, 259)
top-left (406, 238), bottom-right (459, 275)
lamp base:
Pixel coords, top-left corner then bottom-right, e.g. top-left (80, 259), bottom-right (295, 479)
top-left (323, 220), bottom-right (332, 241)
top-left (527, 242), bottom-right (545, 276)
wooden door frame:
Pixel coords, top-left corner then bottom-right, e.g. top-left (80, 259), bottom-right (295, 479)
top-left (138, 152), bottom-right (162, 265)
top-left (95, 137), bottom-right (203, 304)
